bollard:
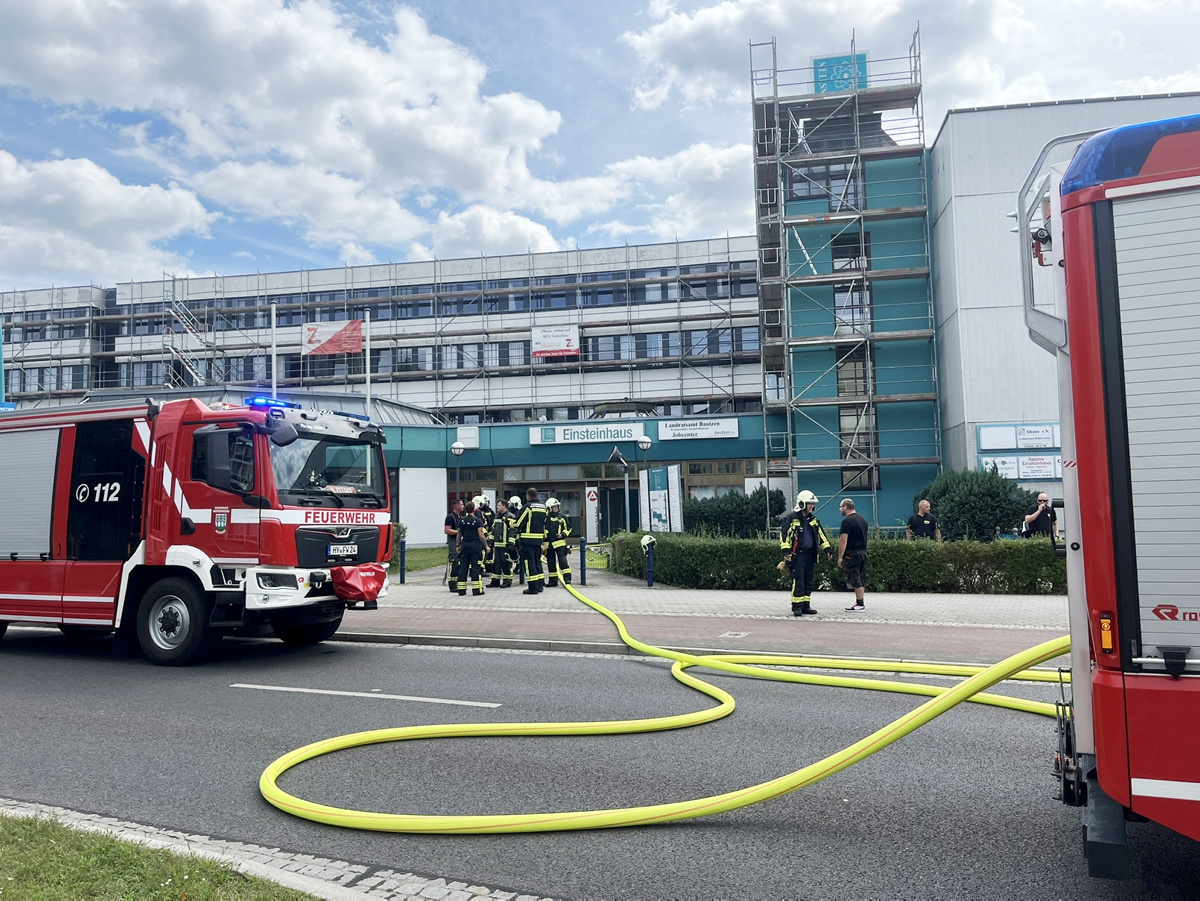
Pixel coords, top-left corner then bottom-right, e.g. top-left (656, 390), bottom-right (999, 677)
top-left (580, 538), bottom-right (587, 586)
top-left (399, 539), bottom-right (406, 584)
top-left (646, 544), bottom-right (654, 588)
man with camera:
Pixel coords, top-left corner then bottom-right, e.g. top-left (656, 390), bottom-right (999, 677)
top-left (1023, 492), bottom-right (1058, 538)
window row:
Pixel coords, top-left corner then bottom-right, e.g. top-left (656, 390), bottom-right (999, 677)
top-left (110, 279), bottom-right (759, 331)
top-left (8, 364), bottom-right (90, 393)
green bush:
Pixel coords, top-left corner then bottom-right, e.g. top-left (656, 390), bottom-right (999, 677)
top-left (680, 486), bottom-right (786, 538)
top-left (916, 467), bottom-right (1036, 542)
top-left (610, 532), bottom-right (1065, 594)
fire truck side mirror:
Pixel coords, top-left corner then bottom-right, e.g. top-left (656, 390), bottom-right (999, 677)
top-left (269, 424), bottom-right (298, 447)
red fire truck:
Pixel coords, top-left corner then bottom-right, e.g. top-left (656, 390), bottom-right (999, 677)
top-left (0, 396), bottom-right (390, 665)
top-left (1018, 113), bottom-right (1200, 878)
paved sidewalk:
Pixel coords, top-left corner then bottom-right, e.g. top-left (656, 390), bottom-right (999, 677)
top-left (344, 566), bottom-right (1070, 667)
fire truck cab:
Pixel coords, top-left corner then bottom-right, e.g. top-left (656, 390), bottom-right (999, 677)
top-left (0, 396), bottom-right (390, 665)
top-left (1018, 114), bottom-right (1200, 878)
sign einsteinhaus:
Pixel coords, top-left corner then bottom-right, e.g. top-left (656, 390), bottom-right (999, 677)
top-left (530, 424), bottom-right (646, 445)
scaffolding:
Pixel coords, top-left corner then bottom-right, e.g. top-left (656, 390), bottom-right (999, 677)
top-left (0, 239), bottom-right (763, 424)
top-left (750, 28), bottom-right (941, 524)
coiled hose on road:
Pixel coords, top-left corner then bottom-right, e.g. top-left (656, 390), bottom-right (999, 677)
top-left (260, 584), bottom-right (1070, 834)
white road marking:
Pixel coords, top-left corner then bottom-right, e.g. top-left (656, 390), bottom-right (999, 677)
top-left (230, 683), bottom-right (501, 708)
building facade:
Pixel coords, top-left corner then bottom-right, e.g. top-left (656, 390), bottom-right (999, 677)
top-left (5, 30), bottom-right (1199, 539)
top-left (750, 30), bottom-right (939, 530)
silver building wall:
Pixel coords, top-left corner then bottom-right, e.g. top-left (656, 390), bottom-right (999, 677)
top-left (930, 93), bottom-right (1200, 474)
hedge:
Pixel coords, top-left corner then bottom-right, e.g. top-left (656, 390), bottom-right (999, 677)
top-left (609, 533), bottom-right (1065, 594)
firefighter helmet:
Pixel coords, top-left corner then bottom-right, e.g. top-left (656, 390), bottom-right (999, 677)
top-left (546, 497), bottom-right (560, 509)
top-left (794, 489), bottom-right (818, 511)
top-left (472, 495), bottom-right (488, 508)
top-left (508, 495), bottom-right (522, 509)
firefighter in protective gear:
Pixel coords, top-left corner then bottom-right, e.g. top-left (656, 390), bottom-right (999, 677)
top-left (780, 489), bottom-right (831, 616)
top-left (513, 487), bottom-right (548, 594)
top-left (475, 495), bottom-right (496, 581)
top-left (499, 498), bottom-right (518, 587)
top-left (456, 501), bottom-right (489, 596)
top-left (488, 498), bottom-right (512, 587)
top-left (544, 498), bottom-right (573, 586)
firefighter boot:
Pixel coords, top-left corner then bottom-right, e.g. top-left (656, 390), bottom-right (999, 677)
top-left (473, 588), bottom-right (485, 596)
top-left (563, 573), bottom-right (572, 584)
top-left (800, 598), bottom-right (818, 615)
top-left (488, 578), bottom-right (501, 587)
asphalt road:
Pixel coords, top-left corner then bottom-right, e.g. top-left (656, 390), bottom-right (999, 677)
top-left (0, 627), bottom-right (1196, 900)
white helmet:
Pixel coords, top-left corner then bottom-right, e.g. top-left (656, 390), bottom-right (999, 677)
top-left (794, 489), bottom-right (818, 511)
top-left (508, 495), bottom-right (522, 509)
top-left (472, 495), bottom-right (487, 508)
top-left (546, 497), bottom-right (560, 509)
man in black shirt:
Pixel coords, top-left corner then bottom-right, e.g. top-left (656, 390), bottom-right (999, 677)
top-left (906, 499), bottom-right (941, 541)
top-left (443, 499), bottom-right (463, 593)
top-left (838, 498), bottom-right (869, 611)
top-left (1023, 492), bottom-right (1058, 538)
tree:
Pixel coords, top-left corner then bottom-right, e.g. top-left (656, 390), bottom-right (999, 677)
top-left (916, 466), bottom-right (1036, 542)
top-left (682, 486), bottom-right (787, 538)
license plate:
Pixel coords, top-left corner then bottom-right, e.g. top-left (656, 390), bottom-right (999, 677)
top-left (328, 544), bottom-right (358, 556)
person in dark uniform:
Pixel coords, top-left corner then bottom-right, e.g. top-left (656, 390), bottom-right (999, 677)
top-left (488, 498), bottom-right (511, 587)
top-left (443, 499), bottom-right (463, 593)
top-left (513, 487), bottom-right (548, 594)
top-left (779, 489), bottom-right (832, 616)
top-left (838, 498), bottom-right (869, 611)
top-left (544, 498), bottom-right (573, 586)
top-left (504, 496), bottom-right (521, 587)
top-left (456, 501), bottom-right (489, 597)
top-left (906, 499), bottom-right (941, 541)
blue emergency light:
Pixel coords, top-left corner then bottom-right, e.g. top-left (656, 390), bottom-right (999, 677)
top-left (246, 396), bottom-right (301, 409)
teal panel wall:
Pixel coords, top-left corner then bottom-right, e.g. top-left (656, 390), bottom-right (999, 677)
top-left (877, 401), bottom-right (938, 458)
top-left (872, 277), bottom-right (931, 333)
top-left (791, 405), bottom-right (840, 462)
top-left (874, 340), bottom-right (935, 396)
top-left (787, 283), bottom-right (834, 339)
top-left (866, 219), bottom-right (927, 272)
top-left (789, 346), bottom-right (838, 400)
top-left (864, 156), bottom-right (925, 208)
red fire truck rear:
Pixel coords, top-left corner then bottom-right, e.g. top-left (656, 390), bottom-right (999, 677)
top-left (1018, 113), bottom-right (1200, 878)
top-left (0, 396), bottom-right (390, 665)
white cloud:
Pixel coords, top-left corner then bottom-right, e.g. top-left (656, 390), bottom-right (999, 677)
top-left (622, 0), bottom-right (1200, 127)
top-left (423, 205), bottom-right (562, 259)
top-left (191, 161), bottom-right (427, 254)
top-left (0, 151), bottom-right (211, 284)
top-left (589, 141), bottom-right (752, 241)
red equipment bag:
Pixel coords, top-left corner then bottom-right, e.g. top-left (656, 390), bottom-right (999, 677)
top-left (330, 563), bottom-right (388, 602)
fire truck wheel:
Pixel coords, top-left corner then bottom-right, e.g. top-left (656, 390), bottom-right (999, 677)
top-left (272, 611), bottom-right (344, 647)
top-left (137, 578), bottom-right (211, 665)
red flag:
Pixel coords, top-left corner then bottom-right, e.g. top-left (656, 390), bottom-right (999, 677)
top-left (302, 320), bottom-right (363, 356)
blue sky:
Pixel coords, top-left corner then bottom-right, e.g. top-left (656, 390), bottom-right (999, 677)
top-left (1, 0), bottom-right (1198, 290)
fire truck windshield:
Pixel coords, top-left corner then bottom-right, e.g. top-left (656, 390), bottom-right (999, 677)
top-left (269, 436), bottom-right (386, 505)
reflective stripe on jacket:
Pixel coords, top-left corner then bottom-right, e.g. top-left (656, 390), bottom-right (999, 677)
top-left (515, 501), bottom-right (548, 540)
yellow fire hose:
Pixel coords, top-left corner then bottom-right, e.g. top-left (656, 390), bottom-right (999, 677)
top-left (260, 584), bottom-right (1070, 834)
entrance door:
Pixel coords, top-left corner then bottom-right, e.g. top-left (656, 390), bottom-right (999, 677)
top-left (64, 419), bottom-right (145, 625)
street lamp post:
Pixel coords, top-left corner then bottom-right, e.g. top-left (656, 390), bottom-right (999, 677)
top-left (635, 435), bottom-right (652, 531)
top-left (450, 441), bottom-right (465, 502)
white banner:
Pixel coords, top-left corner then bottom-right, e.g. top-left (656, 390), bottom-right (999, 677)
top-left (658, 418), bottom-right (739, 441)
top-left (531, 325), bottom-right (580, 358)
